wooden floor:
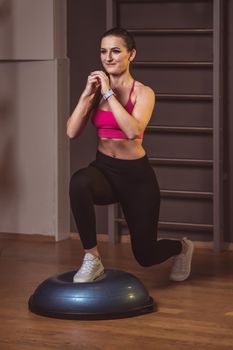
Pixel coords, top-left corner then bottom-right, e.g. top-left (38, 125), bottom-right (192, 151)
top-left (0, 234), bottom-right (233, 350)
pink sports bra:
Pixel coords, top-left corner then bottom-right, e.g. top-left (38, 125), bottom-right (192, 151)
top-left (91, 80), bottom-right (143, 139)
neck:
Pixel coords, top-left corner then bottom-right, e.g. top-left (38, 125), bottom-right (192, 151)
top-left (109, 71), bottom-right (133, 89)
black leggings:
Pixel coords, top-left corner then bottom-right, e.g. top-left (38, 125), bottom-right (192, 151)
top-left (69, 151), bottom-right (182, 267)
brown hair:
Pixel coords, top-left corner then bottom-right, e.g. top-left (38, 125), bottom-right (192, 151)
top-left (100, 27), bottom-right (136, 52)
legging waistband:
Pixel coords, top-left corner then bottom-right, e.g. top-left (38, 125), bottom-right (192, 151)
top-left (95, 150), bottom-right (148, 165)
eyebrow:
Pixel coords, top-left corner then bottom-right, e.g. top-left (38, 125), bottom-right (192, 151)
top-left (100, 47), bottom-right (121, 50)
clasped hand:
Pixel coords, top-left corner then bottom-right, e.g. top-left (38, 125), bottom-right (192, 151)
top-left (85, 71), bottom-right (110, 97)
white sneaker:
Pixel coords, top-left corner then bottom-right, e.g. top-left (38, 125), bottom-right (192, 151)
top-left (169, 238), bottom-right (194, 282)
top-left (73, 253), bottom-right (104, 283)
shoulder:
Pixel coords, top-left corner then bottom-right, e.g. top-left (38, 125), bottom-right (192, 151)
top-left (134, 81), bottom-right (155, 101)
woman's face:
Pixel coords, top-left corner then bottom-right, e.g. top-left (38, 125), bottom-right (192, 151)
top-left (100, 35), bottom-right (135, 75)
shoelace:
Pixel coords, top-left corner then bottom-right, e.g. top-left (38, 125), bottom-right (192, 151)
top-left (78, 257), bottom-right (98, 274)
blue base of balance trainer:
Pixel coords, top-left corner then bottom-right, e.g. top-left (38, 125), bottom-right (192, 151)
top-left (28, 269), bottom-right (155, 320)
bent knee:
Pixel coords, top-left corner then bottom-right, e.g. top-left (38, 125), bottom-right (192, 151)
top-left (69, 168), bottom-right (91, 195)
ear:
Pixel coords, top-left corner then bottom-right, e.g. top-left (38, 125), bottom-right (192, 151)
top-left (129, 49), bottom-right (136, 62)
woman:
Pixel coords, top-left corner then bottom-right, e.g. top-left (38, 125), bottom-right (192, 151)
top-left (67, 27), bottom-right (194, 283)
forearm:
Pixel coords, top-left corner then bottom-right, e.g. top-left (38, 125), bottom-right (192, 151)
top-left (107, 95), bottom-right (140, 139)
top-left (66, 93), bottom-right (94, 139)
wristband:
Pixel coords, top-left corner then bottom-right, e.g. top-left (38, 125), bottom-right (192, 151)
top-left (103, 89), bottom-right (116, 101)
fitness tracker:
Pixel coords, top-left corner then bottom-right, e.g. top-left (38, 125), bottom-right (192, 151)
top-left (103, 89), bottom-right (116, 101)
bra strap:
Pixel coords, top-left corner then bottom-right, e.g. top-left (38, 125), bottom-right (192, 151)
top-left (129, 80), bottom-right (135, 99)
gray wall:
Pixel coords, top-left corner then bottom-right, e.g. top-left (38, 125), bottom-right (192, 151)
top-left (0, 0), bottom-right (70, 240)
top-left (68, 0), bottom-right (233, 243)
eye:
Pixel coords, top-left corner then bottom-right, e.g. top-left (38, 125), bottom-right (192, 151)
top-left (112, 49), bottom-right (121, 54)
top-left (100, 49), bottom-right (107, 54)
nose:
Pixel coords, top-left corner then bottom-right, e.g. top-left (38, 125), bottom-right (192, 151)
top-left (106, 51), bottom-right (113, 62)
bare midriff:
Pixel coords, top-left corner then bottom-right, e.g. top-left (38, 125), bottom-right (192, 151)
top-left (97, 138), bottom-right (146, 160)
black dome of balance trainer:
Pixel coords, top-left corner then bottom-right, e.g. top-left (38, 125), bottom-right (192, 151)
top-left (28, 269), bottom-right (155, 320)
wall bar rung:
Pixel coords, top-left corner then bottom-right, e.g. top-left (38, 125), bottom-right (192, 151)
top-left (149, 157), bottom-right (213, 167)
top-left (161, 190), bottom-right (213, 200)
top-left (158, 221), bottom-right (213, 232)
top-left (127, 28), bottom-right (213, 35)
top-left (115, 218), bottom-right (213, 232)
top-left (146, 125), bottom-right (213, 134)
top-left (156, 93), bottom-right (213, 101)
top-left (133, 61), bottom-right (213, 68)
